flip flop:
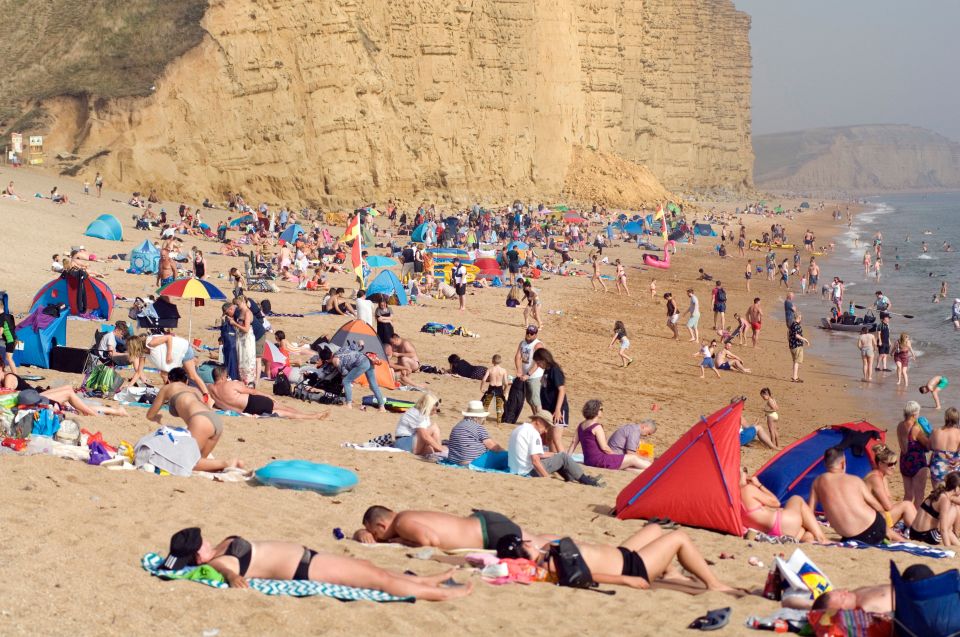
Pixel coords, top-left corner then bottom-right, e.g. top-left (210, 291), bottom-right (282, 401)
top-left (688, 607), bottom-right (731, 631)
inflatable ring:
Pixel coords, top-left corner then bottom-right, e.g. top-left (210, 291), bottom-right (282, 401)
top-left (254, 460), bottom-right (359, 495)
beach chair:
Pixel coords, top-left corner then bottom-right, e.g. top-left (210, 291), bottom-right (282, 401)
top-left (244, 261), bottom-right (276, 293)
top-left (891, 561), bottom-right (960, 637)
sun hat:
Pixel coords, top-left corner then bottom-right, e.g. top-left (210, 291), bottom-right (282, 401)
top-left (54, 419), bottom-right (81, 445)
top-left (530, 408), bottom-right (556, 426)
top-left (164, 527), bottom-right (203, 570)
top-left (461, 400), bottom-right (489, 418)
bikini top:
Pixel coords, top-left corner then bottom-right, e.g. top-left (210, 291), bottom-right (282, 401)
top-left (223, 536), bottom-right (252, 575)
top-left (168, 391), bottom-right (198, 418)
top-left (921, 499), bottom-right (940, 521)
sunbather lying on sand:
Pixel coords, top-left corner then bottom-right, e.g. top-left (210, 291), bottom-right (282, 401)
top-left (505, 523), bottom-right (737, 593)
top-left (354, 506), bottom-right (551, 551)
top-left (804, 564), bottom-right (938, 613)
top-left (162, 526), bottom-right (472, 600)
top-left (206, 366), bottom-right (325, 419)
top-left (14, 384), bottom-right (128, 417)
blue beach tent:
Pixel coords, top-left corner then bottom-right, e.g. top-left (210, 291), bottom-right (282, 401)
top-left (366, 270), bottom-right (408, 305)
top-left (129, 240), bottom-right (160, 274)
top-left (755, 422), bottom-right (884, 503)
top-left (280, 223), bottom-right (306, 243)
top-left (13, 308), bottom-right (68, 368)
top-left (84, 214), bottom-right (123, 241)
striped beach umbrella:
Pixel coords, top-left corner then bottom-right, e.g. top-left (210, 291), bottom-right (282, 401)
top-left (157, 277), bottom-right (227, 340)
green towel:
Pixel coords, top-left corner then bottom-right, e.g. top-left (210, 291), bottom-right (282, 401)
top-left (161, 564), bottom-right (225, 584)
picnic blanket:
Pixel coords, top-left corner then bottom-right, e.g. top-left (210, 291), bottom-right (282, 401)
top-left (141, 553), bottom-right (414, 602)
top-left (440, 451), bottom-right (519, 475)
top-left (837, 540), bottom-right (955, 559)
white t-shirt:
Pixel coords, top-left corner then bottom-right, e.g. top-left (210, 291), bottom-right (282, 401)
top-left (97, 331), bottom-right (117, 355)
top-left (395, 408), bottom-right (430, 438)
top-left (519, 338), bottom-right (544, 379)
top-left (147, 336), bottom-right (190, 372)
top-left (453, 265), bottom-right (467, 285)
top-left (356, 298), bottom-right (375, 328)
top-left (508, 422), bottom-right (544, 475)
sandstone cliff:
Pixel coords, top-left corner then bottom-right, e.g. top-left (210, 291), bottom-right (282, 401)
top-left (6, 0), bottom-right (753, 207)
top-left (754, 125), bottom-right (960, 192)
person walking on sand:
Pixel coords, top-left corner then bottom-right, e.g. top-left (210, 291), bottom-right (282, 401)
top-left (759, 387), bottom-right (780, 449)
top-left (95, 172), bottom-right (103, 198)
top-left (649, 278), bottom-right (657, 299)
top-left (683, 288), bottom-right (700, 342)
top-left (664, 292), bottom-right (680, 341)
top-left (744, 259), bottom-right (753, 292)
top-left (711, 280), bottom-right (727, 331)
top-left (857, 326), bottom-right (876, 383)
top-left (746, 297), bottom-right (763, 347)
top-left (919, 375), bottom-right (949, 410)
top-left (609, 320), bottom-right (633, 367)
top-left (893, 332), bottom-right (916, 386)
top-left (788, 311), bottom-right (809, 383)
top-left (452, 257), bottom-right (468, 311)
top-left (590, 253), bottom-right (608, 293)
top-left (614, 259), bottom-right (630, 296)
top-left (522, 280), bottom-right (543, 329)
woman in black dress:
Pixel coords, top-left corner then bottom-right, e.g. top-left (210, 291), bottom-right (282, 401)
top-left (375, 297), bottom-right (394, 345)
top-left (532, 348), bottom-right (568, 452)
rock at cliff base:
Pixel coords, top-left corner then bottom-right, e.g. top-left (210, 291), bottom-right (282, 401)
top-left (562, 146), bottom-right (673, 209)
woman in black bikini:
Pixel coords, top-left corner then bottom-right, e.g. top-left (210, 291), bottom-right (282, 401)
top-left (146, 367), bottom-right (242, 472)
top-left (162, 527), bottom-right (472, 600)
top-left (909, 471), bottom-right (960, 546)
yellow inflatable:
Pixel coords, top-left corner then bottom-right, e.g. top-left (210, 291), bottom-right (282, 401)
top-left (435, 263), bottom-right (479, 283)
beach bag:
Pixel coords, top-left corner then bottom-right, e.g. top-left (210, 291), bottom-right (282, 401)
top-left (548, 538), bottom-right (595, 589)
top-left (273, 371), bottom-right (291, 397)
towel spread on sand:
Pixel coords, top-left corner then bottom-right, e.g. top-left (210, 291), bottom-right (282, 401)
top-left (141, 553), bottom-right (414, 602)
top-left (837, 540), bottom-right (955, 559)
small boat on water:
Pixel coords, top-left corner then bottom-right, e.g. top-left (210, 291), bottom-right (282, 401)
top-left (820, 312), bottom-right (878, 332)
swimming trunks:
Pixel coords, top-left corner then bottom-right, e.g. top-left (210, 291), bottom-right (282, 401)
top-left (617, 547), bottom-right (649, 582)
top-left (717, 362), bottom-right (731, 371)
top-left (243, 394), bottom-right (274, 415)
top-left (294, 547), bottom-right (318, 580)
top-left (840, 511), bottom-right (886, 545)
top-left (750, 322), bottom-right (761, 331)
top-left (910, 527), bottom-right (941, 545)
top-left (471, 510), bottom-right (521, 551)
top-left (937, 377), bottom-right (950, 389)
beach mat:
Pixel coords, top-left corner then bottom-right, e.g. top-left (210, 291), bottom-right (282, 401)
top-left (362, 395), bottom-right (415, 412)
top-left (141, 553), bottom-right (414, 602)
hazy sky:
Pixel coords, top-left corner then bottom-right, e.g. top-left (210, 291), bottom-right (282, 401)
top-left (733, 1), bottom-right (960, 141)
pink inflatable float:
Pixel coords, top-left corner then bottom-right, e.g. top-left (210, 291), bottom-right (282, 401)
top-left (642, 240), bottom-right (676, 269)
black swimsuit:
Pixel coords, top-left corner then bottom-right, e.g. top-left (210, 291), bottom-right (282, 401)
top-left (910, 500), bottom-right (943, 545)
top-left (223, 536), bottom-right (317, 580)
top-left (618, 547), bottom-right (649, 582)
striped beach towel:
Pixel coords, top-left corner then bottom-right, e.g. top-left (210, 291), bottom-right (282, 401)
top-left (141, 553), bottom-right (414, 602)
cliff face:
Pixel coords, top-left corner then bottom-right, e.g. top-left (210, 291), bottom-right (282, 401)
top-left (26, 0), bottom-right (752, 206)
top-left (754, 125), bottom-right (960, 192)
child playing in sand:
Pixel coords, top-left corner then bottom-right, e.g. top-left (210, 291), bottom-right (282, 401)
top-left (649, 278), bottom-right (656, 299)
top-left (920, 376), bottom-right (949, 410)
top-left (479, 354), bottom-right (508, 423)
top-left (760, 387), bottom-right (781, 449)
top-left (614, 259), bottom-right (630, 296)
top-left (695, 340), bottom-right (720, 378)
top-left (609, 320), bottom-right (633, 367)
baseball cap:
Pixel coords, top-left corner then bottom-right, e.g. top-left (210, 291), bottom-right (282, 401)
top-left (163, 527), bottom-right (203, 570)
top-left (525, 325), bottom-right (539, 335)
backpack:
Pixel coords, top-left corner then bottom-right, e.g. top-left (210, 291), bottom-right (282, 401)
top-left (273, 371), bottom-right (291, 396)
top-left (716, 288), bottom-right (727, 304)
top-left (548, 538), bottom-right (596, 589)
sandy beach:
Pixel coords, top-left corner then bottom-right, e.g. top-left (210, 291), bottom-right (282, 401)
top-left (0, 167), bottom-right (932, 636)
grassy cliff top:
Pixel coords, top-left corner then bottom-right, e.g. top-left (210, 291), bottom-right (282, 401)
top-left (0, 0), bottom-right (207, 131)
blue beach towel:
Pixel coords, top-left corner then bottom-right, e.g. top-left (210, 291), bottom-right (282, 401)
top-left (141, 553), bottom-right (414, 602)
top-left (440, 450), bottom-right (522, 475)
top-left (836, 541), bottom-right (955, 559)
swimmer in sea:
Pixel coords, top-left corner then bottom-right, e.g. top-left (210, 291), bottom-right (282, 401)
top-left (922, 241), bottom-right (928, 253)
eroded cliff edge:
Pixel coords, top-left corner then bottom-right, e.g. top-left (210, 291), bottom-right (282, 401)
top-left (4, 0), bottom-right (753, 207)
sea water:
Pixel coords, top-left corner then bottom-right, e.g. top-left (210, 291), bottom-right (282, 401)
top-left (794, 191), bottom-right (960, 427)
